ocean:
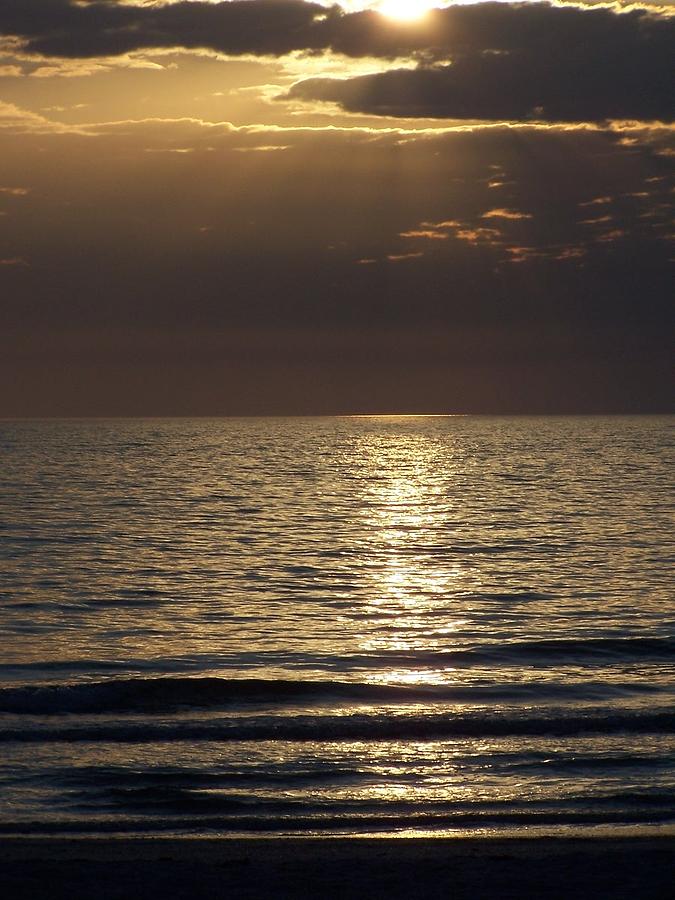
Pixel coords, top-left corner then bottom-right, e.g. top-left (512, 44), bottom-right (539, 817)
top-left (0, 415), bottom-right (673, 837)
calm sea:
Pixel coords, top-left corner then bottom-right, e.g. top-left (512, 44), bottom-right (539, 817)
top-left (0, 416), bottom-right (673, 837)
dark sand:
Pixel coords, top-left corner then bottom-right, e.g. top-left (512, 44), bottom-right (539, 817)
top-left (1, 835), bottom-right (673, 899)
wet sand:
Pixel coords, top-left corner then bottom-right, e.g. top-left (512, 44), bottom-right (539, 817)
top-left (1, 835), bottom-right (673, 899)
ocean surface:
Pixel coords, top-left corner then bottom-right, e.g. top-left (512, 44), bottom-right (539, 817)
top-left (0, 415), bottom-right (673, 837)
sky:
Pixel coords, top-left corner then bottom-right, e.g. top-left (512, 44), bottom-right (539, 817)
top-left (0, 0), bottom-right (673, 415)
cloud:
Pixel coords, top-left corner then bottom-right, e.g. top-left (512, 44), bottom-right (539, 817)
top-left (1, 4), bottom-right (672, 60)
top-left (1, 111), bottom-right (672, 413)
top-left (399, 227), bottom-right (450, 239)
top-left (385, 250), bottom-right (424, 261)
top-left (0, 99), bottom-right (79, 131)
top-left (287, 10), bottom-right (674, 122)
top-left (482, 208), bottom-right (533, 220)
top-left (2, 3), bottom-right (672, 122)
top-left (0, 0), bottom-right (330, 58)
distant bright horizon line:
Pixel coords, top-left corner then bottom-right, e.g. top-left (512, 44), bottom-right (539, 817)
top-left (2, 413), bottom-right (672, 421)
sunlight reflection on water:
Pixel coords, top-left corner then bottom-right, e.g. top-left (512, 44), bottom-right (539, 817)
top-left (0, 415), bottom-right (673, 835)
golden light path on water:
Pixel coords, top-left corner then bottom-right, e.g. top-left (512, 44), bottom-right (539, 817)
top-left (356, 422), bottom-right (474, 690)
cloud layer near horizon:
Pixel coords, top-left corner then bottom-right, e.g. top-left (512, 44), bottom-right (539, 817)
top-left (0, 2), bottom-right (673, 413)
top-left (1, 112), bottom-right (673, 413)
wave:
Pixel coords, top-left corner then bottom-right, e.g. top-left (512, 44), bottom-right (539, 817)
top-left (1, 636), bottom-right (671, 681)
top-left (1, 709), bottom-right (673, 743)
top-left (0, 674), bottom-right (667, 716)
top-left (56, 765), bottom-right (363, 790)
top-left (64, 787), bottom-right (675, 817)
top-left (1, 805), bottom-right (674, 835)
top-left (368, 637), bottom-right (675, 666)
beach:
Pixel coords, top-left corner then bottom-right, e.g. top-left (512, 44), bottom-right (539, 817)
top-left (1, 835), bottom-right (674, 899)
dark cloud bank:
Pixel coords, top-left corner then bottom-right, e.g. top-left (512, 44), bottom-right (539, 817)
top-left (2, 0), bottom-right (674, 122)
top-left (1, 121), bottom-right (673, 414)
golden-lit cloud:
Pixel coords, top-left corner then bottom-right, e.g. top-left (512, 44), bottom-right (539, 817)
top-left (0, 99), bottom-right (81, 132)
top-left (594, 228), bottom-right (628, 242)
top-left (386, 251), bottom-right (424, 261)
top-left (579, 196), bottom-right (613, 206)
top-left (482, 209), bottom-right (533, 220)
top-left (505, 243), bottom-right (588, 264)
top-left (455, 226), bottom-right (503, 244)
top-left (399, 228), bottom-right (449, 239)
top-left (579, 214), bottom-right (614, 225)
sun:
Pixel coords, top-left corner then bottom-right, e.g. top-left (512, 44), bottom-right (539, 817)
top-left (378, 0), bottom-right (433, 21)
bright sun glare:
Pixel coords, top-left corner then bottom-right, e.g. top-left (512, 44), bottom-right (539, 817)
top-left (378, 0), bottom-right (433, 21)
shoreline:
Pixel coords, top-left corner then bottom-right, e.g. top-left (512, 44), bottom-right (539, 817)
top-left (2, 835), bottom-right (673, 899)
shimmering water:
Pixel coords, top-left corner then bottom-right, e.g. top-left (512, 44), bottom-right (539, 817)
top-left (0, 416), bottom-right (673, 836)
